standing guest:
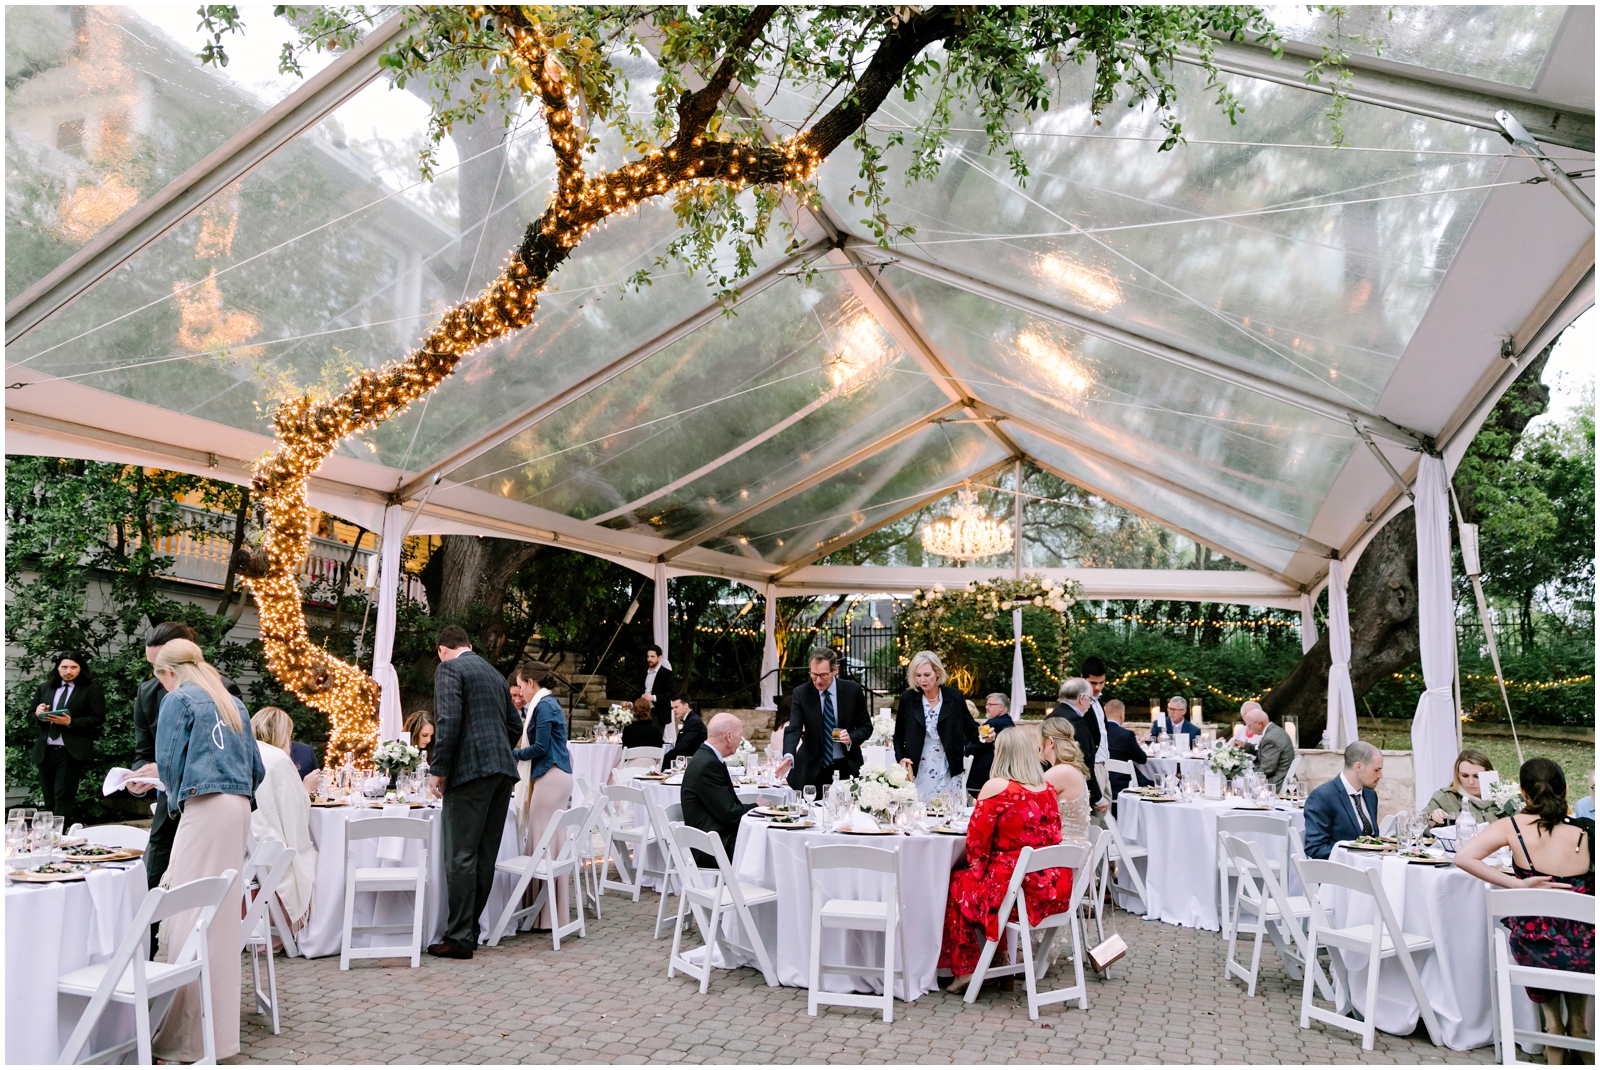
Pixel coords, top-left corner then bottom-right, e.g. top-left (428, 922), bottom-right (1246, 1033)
top-left (682, 713), bottom-right (791, 864)
top-left (1153, 695), bottom-right (1202, 743)
top-left (894, 651), bottom-right (980, 804)
top-left (1456, 759), bottom-right (1593, 1057)
top-left (29, 650), bottom-right (106, 827)
top-left (129, 623), bottom-right (243, 894)
top-left (663, 697), bottom-right (708, 767)
top-left (1047, 678), bottom-right (1106, 814)
top-left (939, 726), bottom-right (1074, 993)
top-left (427, 625), bottom-right (521, 959)
top-left (622, 694), bottom-right (665, 750)
top-left (784, 648), bottom-right (870, 793)
top-left (1036, 720), bottom-right (1092, 845)
top-left (1080, 656), bottom-right (1112, 796)
top-left (150, 639), bottom-right (263, 1063)
top-left (404, 709), bottom-right (436, 757)
top-left (248, 707), bottom-right (318, 944)
top-left (1102, 700), bottom-right (1152, 797)
top-left (508, 661), bottom-right (572, 928)
top-left (1303, 741), bottom-right (1384, 859)
top-left (1242, 702), bottom-right (1296, 790)
top-left (966, 693), bottom-right (1015, 795)
top-left (642, 644), bottom-right (677, 706)
top-left (1425, 748), bottom-right (1500, 827)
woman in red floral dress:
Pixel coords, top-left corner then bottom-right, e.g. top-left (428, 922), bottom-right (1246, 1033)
top-left (940, 725), bottom-right (1074, 991)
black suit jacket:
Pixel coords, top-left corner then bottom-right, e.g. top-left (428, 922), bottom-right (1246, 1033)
top-left (621, 719), bottom-right (664, 750)
top-left (893, 686), bottom-right (980, 781)
top-left (431, 651), bottom-right (521, 788)
top-left (663, 710), bottom-right (707, 765)
top-left (966, 713), bottom-right (1014, 791)
top-left (1304, 777), bottom-right (1380, 859)
top-left (784, 678), bottom-right (870, 791)
top-left (1104, 720), bottom-right (1152, 797)
top-left (31, 677), bottom-right (106, 763)
top-left (643, 667), bottom-right (677, 705)
top-left (1048, 704), bottom-right (1103, 807)
top-left (680, 744), bottom-right (752, 865)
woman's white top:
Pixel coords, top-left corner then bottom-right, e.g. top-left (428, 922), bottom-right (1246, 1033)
top-left (251, 741), bottom-right (319, 926)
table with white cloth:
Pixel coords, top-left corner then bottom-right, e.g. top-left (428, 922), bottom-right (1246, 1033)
top-left (1113, 792), bottom-right (1304, 929)
top-left (709, 816), bottom-right (966, 1000)
top-left (6, 863), bottom-right (147, 1064)
top-left (1325, 845), bottom-right (1541, 1052)
top-left (1144, 756), bottom-right (1206, 783)
top-left (298, 804), bottom-right (522, 958)
top-left (568, 742), bottom-right (625, 803)
top-left (627, 779), bottom-right (794, 892)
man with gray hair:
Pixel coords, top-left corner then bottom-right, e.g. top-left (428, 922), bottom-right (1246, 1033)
top-left (1047, 678), bottom-right (1107, 813)
top-left (1302, 741), bottom-right (1384, 858)
top-left (1242, 702), bottom-right (1295, 790)
top-left (1153, 695), bottom-right (1201, 744)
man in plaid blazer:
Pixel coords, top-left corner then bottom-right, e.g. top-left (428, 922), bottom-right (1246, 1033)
top-left (427, 624), bottom-right (522, 958)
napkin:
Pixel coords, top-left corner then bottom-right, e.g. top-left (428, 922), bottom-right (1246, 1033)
top-left (377, 803), bottom-right (411, 862)
top-left (1378, 855), bottom-right (1409, 921)
top-left (842, 811), bottom-right (881, 833)
top-left (85, 866), bottom-right (121, 959)
top-left (102, 766), bottom-right (164, 796)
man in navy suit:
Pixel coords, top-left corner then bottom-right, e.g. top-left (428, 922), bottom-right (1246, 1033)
top-left (1102, 700), bottom-right (1152, 798)
top-left (1152, 696), bottom-right (1202, 743)
top-left (1303, 741), bottom-right (1385, 859)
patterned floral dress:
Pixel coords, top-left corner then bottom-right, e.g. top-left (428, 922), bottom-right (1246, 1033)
top-left (939, 782), bottom-right (1074, 977)
top-left (1508, 817), bottom-right (1594, 1002)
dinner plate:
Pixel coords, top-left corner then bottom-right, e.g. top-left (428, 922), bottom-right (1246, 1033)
top-left (926, 825), bottom-right (967, 836)
top-left (837, 828), bottom-right (899, 836)
top-left (753, 806), bottom-right (802, 818)
top-left (766, 820), bottom-right (816, 830)
top-left (310, 799), bottom-right (349, 807)
top-left (10, 863), bottom-right (92, 882)
top-left (63, 846), bottom-right (143, 863)
top-left (1403, 856), bottom-right (1453, 866)
top-left (1342, 840), bottom-right (1394, 852)
top-left (1141, 796), bottom-right (1178, 803)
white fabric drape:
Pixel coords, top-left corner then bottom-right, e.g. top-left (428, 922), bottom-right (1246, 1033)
top-left (652, 560), bottom-right (671, 669)
top-left (1325, 560), bottom-right (1358, 752)
top-left (251, 742), bottom-right (318, 927)
top-left (1411, 456), bottom-right (1459, 811)
top-left (759, 583), bottom-right (779, 710)
top-left (1009, 608), bottom-right (1026, 717)
top-left (1300, 591), bottom-right (1318, 654)
top-left (372, 503), bottom-right (405, 742)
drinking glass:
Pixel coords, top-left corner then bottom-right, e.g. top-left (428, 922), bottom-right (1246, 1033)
top-left (803, 785), bottom-right (817, 811)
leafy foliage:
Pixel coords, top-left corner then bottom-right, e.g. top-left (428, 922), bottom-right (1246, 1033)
top-left (899, 576), bottom-right (1079, 697)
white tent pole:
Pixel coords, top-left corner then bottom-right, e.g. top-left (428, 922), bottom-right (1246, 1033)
top-left (1010, 460), bottom-right (1026, 717)
top-left (652, 561), bottom-right (671, 669)
top-left (371, 503), bottom-right (406, 743)
top-left (759, 583), bottom-right (780, 711)
top-left (1299, 591), bottom-right (1318, 654)
top-left (1325, 560), bottom-right (1358, 751)
top-left (1410, 457), bottom-right (1461, 812)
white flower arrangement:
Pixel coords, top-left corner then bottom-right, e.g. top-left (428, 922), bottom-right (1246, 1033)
top-left (1207, 741), bottom-right (1253, 780)
top-left (731, 739), bottom-right (756, 768)
top-left (602, 703), bottom-right (634, 730)
top-left (1485, 779), bottom-right (1524, 818)
top-left (372, 739), bottom-right (422, 776)
top-left (868, 711), bottom-right (894, 745)
top-left (851, 764), bottom-right (917, 816)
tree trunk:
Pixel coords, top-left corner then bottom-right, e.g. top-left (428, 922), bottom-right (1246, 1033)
top-left (420, 534), bottom-right (542, 665)
top-left (1262, 508), bottom-right (1420, 743)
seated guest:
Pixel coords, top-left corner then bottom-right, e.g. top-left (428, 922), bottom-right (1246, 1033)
top-left (1241, 702), bottom-right (1295, 790)
top-left (663, 697), bottom-right (707, 767)
top-left (1152, 695), bottom-right (1202, 743)
top-left (966, 693), bottom-right (1015, 795)
top-left (622, 694), bottom-right (665, 751)
top-left (1455, 758), bottom-right (1593, 1054)
top-left (1102, 699), bottom-right (1152, 797)
top-left (404, 709), bottom-right (436, 757)
top-left (1303, 741), bottom-right (1384, 859)
top-left (681, 713), bottom-right (791, 866)
top-left (1036, 720), bottom-right (1091, 845)
top-left (248, 707), bottom-right (318, 944)
top-left (1578, 770), bottom-right (1595, 821)
top-left (1425, 747), bottom-right (1500, 827)
top-left (939, 726), bottom-right (1073, 992)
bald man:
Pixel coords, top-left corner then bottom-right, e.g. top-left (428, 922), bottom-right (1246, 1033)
top-left (680, 712), bottom-right (791, 865)
top-left (1242, 702), bottom-right (1295, 790)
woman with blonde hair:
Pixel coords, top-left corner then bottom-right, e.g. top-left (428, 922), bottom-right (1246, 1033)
top-left (152, 639), bottom-right (263, 1062)
top-left (894, 650), bottom-right (979, 804)
top-left (938, 726), bottom-right (1073, 993)
top-left (1425, 747), bottom-right (1500, 826)
top-left (249, 707), bottom-right (318, 945)
top-left (1038, 718), bottom-right (1092, 844)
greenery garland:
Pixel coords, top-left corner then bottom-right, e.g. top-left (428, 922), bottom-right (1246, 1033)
top-left (898, 575), bottom-right (1080, 697)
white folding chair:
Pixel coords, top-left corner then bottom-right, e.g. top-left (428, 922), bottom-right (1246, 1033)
top-left (964, 842), bottom-right (1090, 1019)
top-left (1216, 811), bottom-right (1290, 940)
top-left (1079, 825), bottom-right (1110, 949)
top-left (56, 870), bottom-right (238, 1065)
top-left (571, 795), bottom-right (611, 921)
top-left (340, 815), bottom-right (429, 970)
top-left (1220, 833), bottom-right (1331, 1000)
top-left (599, 784), bottom-right (658, 901)
top-left (666, 823), bottom-right (779, 993)
top-left (1487, 888), bottom-right (1596, 1064)
top-left (804, 843), bottom-right (906, 1022)
top-left (645, 797), bottom-right (685, 939)
top-left (1296, 857), bottom-right (1442, 1051)
top-left (622, 745), bottom-right (664, 768)
top-left (1105, 757), bottom-right (1140, 796)
top-left (1099, 808), bottom-right (1149, 911)
top-left (79, 824), bottom-right (151, 850)
top-left (241, 837), bottom-right (296, 1034)
top-left (488, 804), bottom-right (589, 948)
top-left (1284, 754), bottom-right (1302, 788)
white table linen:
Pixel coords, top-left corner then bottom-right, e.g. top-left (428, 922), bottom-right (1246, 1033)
top-left (298, 804), bottom-right (521, 958)
top-left (568, 742), bottom-right (625, 804)
top-left (7, 863), bottom-right (146, 1064)
top-left (1325, 846), bottom-right (1540, 1051)
top-left (1113, 792), bottom-right (1304, 929)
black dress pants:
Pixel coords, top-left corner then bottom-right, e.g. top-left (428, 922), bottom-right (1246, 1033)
top-left (145, 794), bottom-right (180, 889)
top-left (39, 747), bottom-right (87, 827)
top-left (440, 773), bottom-right (515, 949)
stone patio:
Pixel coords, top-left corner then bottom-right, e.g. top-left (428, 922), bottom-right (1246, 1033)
top-left (229, 893), bottom-right (1495, 1065)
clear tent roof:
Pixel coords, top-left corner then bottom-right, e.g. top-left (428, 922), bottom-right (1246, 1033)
top-left (6, 5), bottom-right (1595, 603)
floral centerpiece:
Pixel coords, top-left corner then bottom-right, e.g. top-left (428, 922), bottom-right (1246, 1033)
top-left (1485, 778), bottom-right (1524, 818)
top-left (868, 710), bottom-right (894, 746)
top-left (851, 763), bottom-right (918, 818)
top-left (1207, 741), bottom-right (1253, 780)
top-left (602, 703), bottom-right (634, 731)
top-left (372, 739), bottom-right (421, 785)
top-left (731, 739), bottom-right (756, 770)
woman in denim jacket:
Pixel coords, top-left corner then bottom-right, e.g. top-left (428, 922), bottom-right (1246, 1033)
top-left (152, 639), bottom-right (264, 1062)
top-left (509, 661), bottom-right (572, 926)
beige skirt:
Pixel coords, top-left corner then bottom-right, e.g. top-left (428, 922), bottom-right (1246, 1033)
top-left (522, 768), bottom-right (575, 928)
top-left (152, 792), bottom-right (250, 1062)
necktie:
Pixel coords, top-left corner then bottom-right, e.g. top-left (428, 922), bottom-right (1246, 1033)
top-left (822, 690), bottom-right (836, 751)
top-left (1352, 792), bottom-right (1375, 836)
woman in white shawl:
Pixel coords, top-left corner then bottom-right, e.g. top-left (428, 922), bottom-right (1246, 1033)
top-left (249, 707), bottom-right (319, 943)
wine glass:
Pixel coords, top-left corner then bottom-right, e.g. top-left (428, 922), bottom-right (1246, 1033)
top-left (803, 784), bottom-right (817, 814)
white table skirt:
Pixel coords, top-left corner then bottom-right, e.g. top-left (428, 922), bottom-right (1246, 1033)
top-left (7, 863), bottom-right (146, 1064)
top-left (1113, 792), bottom-right (1305, 929)
top-left (569, 742), bottom-right (625, 804)
top-left (1145, 757), bottom-right (1206, 782)
top-left (715, 817), bottom-right (966, 1000)
top-left (1325, 846), bottom-right (1540, 1051)
top-left (299, 804), bottom-right (521, 958)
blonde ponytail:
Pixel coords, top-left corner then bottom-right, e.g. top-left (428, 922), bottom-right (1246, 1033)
top-left (155, 639), bottom-right (243, 733)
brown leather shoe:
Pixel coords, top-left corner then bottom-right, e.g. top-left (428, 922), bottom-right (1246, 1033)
top-left (427, 941), bottom-right (472, 960)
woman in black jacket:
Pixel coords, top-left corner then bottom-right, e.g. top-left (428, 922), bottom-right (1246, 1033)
top-left (622, 694), bottom-right (665, 750)
top-left (893, 650), bottom-right (979, 803)
top-left (30, 650), bottom-right (106, 826)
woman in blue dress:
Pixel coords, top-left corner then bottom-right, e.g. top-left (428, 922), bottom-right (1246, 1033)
top-left (893, 650), bottom-right (979, 804)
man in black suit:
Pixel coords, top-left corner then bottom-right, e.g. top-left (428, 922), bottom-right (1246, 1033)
top-left (784, 648), bottom-right (870, 793)
top-left (30, 650), bottom-right (105, 829)
top-left (681, 713), bottom-right (791, 865)
top-left (1047, 677), bottom-right (1107, 813)
top-left (642, 644), bottom-right (676, 707)
top-left (966, 693), bottom-right (1015, 794)
top-left (663, 697), bottom-right (707, 767)
top-left (1102, 699), bottom-right (1152, 799)
top-left (427, 625), bottom-right (522, 959)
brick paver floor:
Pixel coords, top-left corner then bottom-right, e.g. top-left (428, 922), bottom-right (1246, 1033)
top-left (229, 894), bottom-right (1496, 1064)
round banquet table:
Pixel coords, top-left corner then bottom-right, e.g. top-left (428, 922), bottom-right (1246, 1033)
top-left (6, 862), bottom-right (147, 1064)
top-left (1145, 756), bottom-right (1207, 783)
top-left (1112, 791), bottom-right (1305, 929)
top-left (1325, 845), bottom-right (1541, 1052)
top-left (708, 815), bottom-right (967, 1000)
top-left (568, 742), bottom-right (625, 804)
top-left (627, 779), bottom-right (794, 892)
top-left (298, 803), bottom-right (523, 958)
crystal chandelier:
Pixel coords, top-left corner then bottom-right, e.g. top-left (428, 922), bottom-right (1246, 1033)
top-left (921, 482), bottom-right (1011, 561)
